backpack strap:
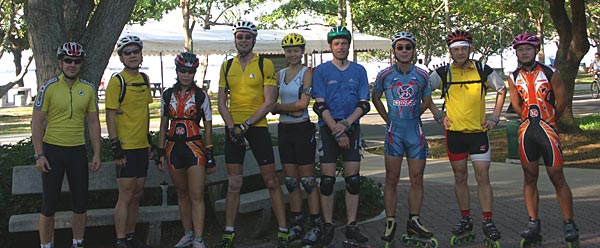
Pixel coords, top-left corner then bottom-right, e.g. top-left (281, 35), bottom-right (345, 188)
top-left (224, 58), bottom-right (234, 94)
top-left (114, 72), bottom-right (150, 105)
top-left (194, 87), bottom-right (207, 123)
top-left (224, 55), bottom-right (265, 94)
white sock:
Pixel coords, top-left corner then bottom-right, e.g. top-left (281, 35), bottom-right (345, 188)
top-left (41, 242), bottom-right (52, 248)
top-left (73, 239), bottom-right (83, 245)
top-left (225, 226), bottom-right (235, 232)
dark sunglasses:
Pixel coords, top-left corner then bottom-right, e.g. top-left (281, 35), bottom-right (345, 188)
top-left (178, 68), bottom-right (196, 74)
top-left (123, 48), bottom-right (141, 56)
top-left (63, 58), bottom-right (83, 64)
top-left (395, 45), bottom-right (413, 51)
top-left (236, 34), bottom-right (254, 40)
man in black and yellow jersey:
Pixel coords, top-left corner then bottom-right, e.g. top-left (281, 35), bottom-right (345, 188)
top-left (429, 30), bottom-right (506, 245)
top-left (105, 35), bottom-right (153, 248)
top-left (32, 42), bottom-right (101, 248)
top-left (216, 21), bottom-right (289, 248)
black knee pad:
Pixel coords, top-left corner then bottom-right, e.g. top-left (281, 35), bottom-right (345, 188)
top-left (320, 176), bottom-right (336, 196)
top-left (345, 174), bottom-right (360, 195)
top-left (285, 177), bottom-right (300, 192)
top-left (301, 176), bottom-right (318, 193)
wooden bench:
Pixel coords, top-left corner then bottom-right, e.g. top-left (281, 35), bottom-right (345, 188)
top-left (9, 160), bottom-right (176, 247)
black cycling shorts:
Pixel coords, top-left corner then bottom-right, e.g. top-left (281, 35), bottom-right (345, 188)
top-left (317, 124), bottom-right (362, 163)
top-left (278, 120), bottom-right (316, 165)
top-left (116, 148), bottom-right (149, 178)
top-left (224, 126), bottom-right (275, 165)
top-left (41, 143), bottom-right (88, 216)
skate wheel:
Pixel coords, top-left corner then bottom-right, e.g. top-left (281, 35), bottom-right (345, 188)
top-left (450, 236), bottom-right (460, 247)
top-left (484, 239), bottom-right (489, 247)
top-left (428, 237), bottom-right (439, 248)
top-left (400, 233), bottom-right (410, 246)
top-left (567, 240), bottom-right (580, 248)
top-left (468, 233), bottom-right (476, 242)
top-left (493, 240), bottom-right (501, 248)
top-left (384, 239), bottom-right (395, 248)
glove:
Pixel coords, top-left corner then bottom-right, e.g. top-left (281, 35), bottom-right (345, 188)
top-left (110, 138), bottom-right (125, 160)
top-left (228, 124), bottom-right (247, 147)
top-left (434, 111), bottom-right (446, 124)
top-left (205, 145), bottom-right (216, 168)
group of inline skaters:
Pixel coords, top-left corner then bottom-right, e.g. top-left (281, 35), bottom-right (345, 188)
top-left (32, 18), bottom-right (580, 248)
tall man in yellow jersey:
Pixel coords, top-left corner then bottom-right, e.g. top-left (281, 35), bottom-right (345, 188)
top-left (429, 30), bottom-right (506, 246)
top-left (32, 42), bottom-right (101, 248)
top-left (216, 21), bottom-right (289, 248)
top-left (105, 35), bottom-right (153, 248)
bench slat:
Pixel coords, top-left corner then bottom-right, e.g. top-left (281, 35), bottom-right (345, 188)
top-left (12, 148), bottom-right (281, 195)
top-left (9, 205), bottom-right (179, 233)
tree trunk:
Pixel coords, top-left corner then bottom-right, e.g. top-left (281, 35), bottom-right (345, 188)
top-left (337, 0), bottom-right (344, 26)
top-left (345, 0), bottom-right (354, 61)
top-left (25, 0), bottom-right (137, 92)
top-left (11, 47), bottom-right (24, 87)
top-left (181, 0), bottom-right (193, 52)
top-left (547, 0), bottom-right (589, 133)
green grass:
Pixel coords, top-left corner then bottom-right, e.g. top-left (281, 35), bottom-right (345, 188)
top-left (575, 114), bottom-right (600, 130)
top-left (575, 72), bottom-right (594, 84)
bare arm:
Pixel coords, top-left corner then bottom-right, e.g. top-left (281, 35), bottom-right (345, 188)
top-left (87, 111), bottom-right (102, 172)
top-left (217, 87), bottom-right (234, 128)
top-left (421, 95), bottom-right (433, 115)
top-left (106, 109), bottom-right (118, 139)
top-left (246, 85), bottom-right (278, 126)
top-left (32, 109), bottom-right (50, 173)
top-left (371, 90), bottom-right (388, 123)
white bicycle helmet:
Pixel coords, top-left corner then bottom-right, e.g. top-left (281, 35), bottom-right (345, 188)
top-left (116, 35), bottom-right (143, 55)
top-left (57, 42), bottom-right (85, 59)
top-left (391, 31), bottom-right (416, 47)
top-left (233, 21), bottom-right (258, 36)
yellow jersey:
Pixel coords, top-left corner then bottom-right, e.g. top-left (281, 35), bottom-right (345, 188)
top-left (33, 74), bottom-right (98, 146)
top-left (105, 71), bottom-right (153, 149)
top-left (218, 54), bottom-right (276, 127)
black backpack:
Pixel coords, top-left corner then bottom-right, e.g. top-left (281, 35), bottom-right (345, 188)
top-left (162, 86), bottom-right (207, 124)
top-left (435, 61), bottom-right (493, 110)
top-left (222, 55), bottom-right (265, 94)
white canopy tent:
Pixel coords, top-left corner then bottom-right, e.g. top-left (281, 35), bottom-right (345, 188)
top-left (120, 24), bottom-right (392, 55)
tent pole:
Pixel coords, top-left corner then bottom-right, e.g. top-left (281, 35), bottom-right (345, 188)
top-left (160, 51), bottom-right (164, 90)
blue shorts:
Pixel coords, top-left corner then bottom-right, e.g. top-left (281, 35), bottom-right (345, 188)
top-left (384, 119), bottom-right (428, 159)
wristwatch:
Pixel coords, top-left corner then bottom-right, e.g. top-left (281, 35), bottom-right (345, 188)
top-left (34, 153), bottom-right (45, 160)
top-left (244, 119), bottom-right (252, 127)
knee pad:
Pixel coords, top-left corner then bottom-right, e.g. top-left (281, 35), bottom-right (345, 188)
top-left (228, 175), bottom-right (243, 192)
top-left (345, 174), bottom-right (361, 195)
top-left (320, 176), bottom-right (336, 196)
top-left (285, 177), bottom-right (300, 192)
top-left (301, 176), bottom-right (318, 193)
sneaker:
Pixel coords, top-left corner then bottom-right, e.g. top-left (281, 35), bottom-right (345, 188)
top-left (174, 232), bottom-right (194, 248)
top-left (192, 237), bottom-right (206, 248)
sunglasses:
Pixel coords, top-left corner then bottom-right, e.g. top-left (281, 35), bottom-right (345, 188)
top-left (63, 58), bottom-right (83, 64)
top-left (395, 45), bottom-right (413, 51)
top-left (123, 48), bottom-right (141, 56)
top-left (236, 34), bottom-right (254, 40)
top-left (178, 68), bottom-right (196, 74)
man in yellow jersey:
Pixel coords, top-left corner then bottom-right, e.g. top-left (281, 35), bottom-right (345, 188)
top-left (216, 21), bottom-right (288, 248)
top-left (105, 35), bottom-right (153, 248)
top-left (429, 30), bottom-right (506, 246)
top-left (32, 42), bottom-right (101, 248)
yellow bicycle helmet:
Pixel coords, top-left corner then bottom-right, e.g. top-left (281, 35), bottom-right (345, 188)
top-left (281, 33), bottom-right (306, 48)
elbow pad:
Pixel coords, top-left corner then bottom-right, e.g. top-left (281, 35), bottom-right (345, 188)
top-left (313, 102), bottom-right (329, 117)
top-left (357, 101), bottom-right (370, 117)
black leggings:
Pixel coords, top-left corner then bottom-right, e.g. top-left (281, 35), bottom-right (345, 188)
top-left (41, 143), bottom-right (88, 216)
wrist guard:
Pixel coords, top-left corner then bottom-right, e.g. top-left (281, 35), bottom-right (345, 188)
top-left (486, 114), bottom-right (500, 125)
top-left (110, 138), bottom-right (125, 160)
top-left (205, 146), bottom-right (216, 168)
top-left (434, 111), bottom-right (446, 124)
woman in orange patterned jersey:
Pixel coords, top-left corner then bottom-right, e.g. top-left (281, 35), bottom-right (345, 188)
top-left (156, 52), bottom-right (215, 248)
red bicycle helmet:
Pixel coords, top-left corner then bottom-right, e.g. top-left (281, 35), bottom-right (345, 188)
top-left (446, 30), bottom-right (473, 47)
top-left (175, 52), bottom-right (199, 69)
top-left (57, 42), bottom-right (85, 59)
top-left (512, 33), bottom-right (540, 49)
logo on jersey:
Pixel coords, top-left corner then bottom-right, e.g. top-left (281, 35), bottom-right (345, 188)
top-left (529, 108), bottom-right (539, 118)
top-left (397, 85), bottom-right (414, 99)
top-left (78, 90), bottom-right (84, 96)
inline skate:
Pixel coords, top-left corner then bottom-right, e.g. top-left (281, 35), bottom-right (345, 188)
top-left (215, 230), bottom-right (235, 248)
top-left (342, 221), bottom-right (370, 248)
top-left (564, 219), bottom-right (580, 248)
top-left (380, 219), bottom-right (396, 248)
top-left (301, 216), bottom-right (322, 247)
top-left (449, 216), bottom-right (475, 247)
top-left (481, 220), bottom-right (501, 248)
top-left (400, 217), bottom-right (439, 247)
top-left (519, 219), bottom-right (542, 248)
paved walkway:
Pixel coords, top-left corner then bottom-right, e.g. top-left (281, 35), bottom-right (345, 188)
top-left (306, 152), bottom-right (600, 248)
